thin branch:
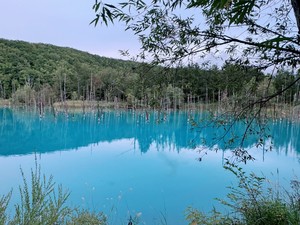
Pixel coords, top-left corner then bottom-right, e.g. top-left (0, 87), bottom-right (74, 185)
top-left (255, 76), bottom-right (300, 104)
top-left (247, 20), bottom-right (300, 46)
top-left (221, 35), bottom-right (300, 55)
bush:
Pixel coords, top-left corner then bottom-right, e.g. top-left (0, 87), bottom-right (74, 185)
top-left (186, 165), bottom-right (300, 225)
top-left (11, 85), bottom-right (36, 105)
top-left (67, 210), bottom-right (107, 225)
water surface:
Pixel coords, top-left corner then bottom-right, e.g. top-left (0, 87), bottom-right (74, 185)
top-left (0, 108), bottom-right (299, 224)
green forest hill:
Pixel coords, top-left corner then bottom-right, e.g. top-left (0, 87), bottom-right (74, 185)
top-left (0, 38), bottom-right (299, 110)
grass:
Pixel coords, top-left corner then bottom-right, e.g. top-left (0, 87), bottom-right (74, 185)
top-left (66, 210), bottom-right (107, 225)
top-left (185, 165), bottom-right (300, 225)
top-left (0, 161), bottom-right (107, 225)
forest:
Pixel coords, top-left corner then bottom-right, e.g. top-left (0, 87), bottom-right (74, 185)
top-left (0, 38), bottom-right (299, 110)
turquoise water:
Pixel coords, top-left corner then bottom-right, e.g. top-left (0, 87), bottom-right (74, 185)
top-left (0, 108), bottom-right (299, 224)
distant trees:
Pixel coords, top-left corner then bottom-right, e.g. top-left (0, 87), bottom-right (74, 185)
top-left (90, 0), bottom-right (300, 113)
top-left (0, 39), bottom-right (137, 105)
top-left (273, 70), bottom-right (299, 104)
top-left (1, 38), bottom-right (299, 110)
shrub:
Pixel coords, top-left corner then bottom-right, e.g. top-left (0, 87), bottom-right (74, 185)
top-left (11, 163), bottom-right (71, 225)
top-left (186, 165), bottom-right (300, 225)
top-left (66, 210), bottom-right (107, 225)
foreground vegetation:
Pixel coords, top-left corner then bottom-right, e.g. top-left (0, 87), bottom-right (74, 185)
top-left (186, 165), bottom-right (300, 225)
top-left (1, 161), bottom-right (299, 225)
top-left (0, 163), bottom-right (107, 225)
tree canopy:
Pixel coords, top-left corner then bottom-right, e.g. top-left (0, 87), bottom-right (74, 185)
top-left (92, 0), bottom-right (300, 70)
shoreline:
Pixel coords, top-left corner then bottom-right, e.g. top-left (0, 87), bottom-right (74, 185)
top-left (1, 99), bottom-right (300, 120)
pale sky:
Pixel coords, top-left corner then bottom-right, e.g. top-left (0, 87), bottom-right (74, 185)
top-left (0, 0), bottom-right (139, 59)
top-left (0, 0), bottom-right (291, 71)
top-left (0, 0), bottom-right (240, 66)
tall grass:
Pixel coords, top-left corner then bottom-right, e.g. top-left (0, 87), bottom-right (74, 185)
top-left (66, 209), bottom-right (106, 225)
top-left (12, 163), bottom-right (70, 225)
top-left (186, 165), bottom-right (300, 225)
top-left (0, 161), bottom-right (108, 225)
top-left (0, 192), bottom-right (11, 224)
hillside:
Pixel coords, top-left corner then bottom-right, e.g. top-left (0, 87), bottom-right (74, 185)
top-left (0, 38), bottom-right (133, 73)
top-left (0, 38), bottom-right (138, 102)
top-left (0, 38), bottom-right (298, 109)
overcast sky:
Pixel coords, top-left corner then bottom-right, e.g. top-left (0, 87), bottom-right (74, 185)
top-left (1, 0), bottom-right (280, 69)
top-left (0, 0), bottom-right (139, 59)
top-left (0, 0), bottom-right (235, 67)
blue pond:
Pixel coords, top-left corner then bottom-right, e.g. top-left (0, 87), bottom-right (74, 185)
top-left (0, 108), bottom-right (299, 224)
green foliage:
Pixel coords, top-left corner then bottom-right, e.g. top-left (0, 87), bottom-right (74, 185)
top-left (2, 38), bottom-right (288, 108)
top-left (0, 160), bottom-right (109, 225)
top-left (273, 70), bottom-right (298, 103)
top-left (0, 192), bottom-right (11, 225)
top-left (11, 163), bottom-right (71, 225)
top-left (90, 0), bottom-right (300, 124)
top-left (66, 210), bottom-right (107, 225)
top-left (242, 200), bottom-right (292, 225)
top-left (0, 38), bottom-right (137, 103)
top-left (186, 165), bottom-right (300, 225)
top-left (12, 84), bottom-right (36, 105)
top-left (1, 38), bottom-right (299, 113)
top-left (92, 0), bottom-right (300, 69)
top-left (185, 207), bottom-right (236, 225)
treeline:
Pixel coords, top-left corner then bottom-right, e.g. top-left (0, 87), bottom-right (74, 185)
top-left (0, 38), bottom-right (299, 109)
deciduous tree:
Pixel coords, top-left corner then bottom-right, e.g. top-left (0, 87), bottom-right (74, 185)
top-left (91, 0), bottom-right (300, 162)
